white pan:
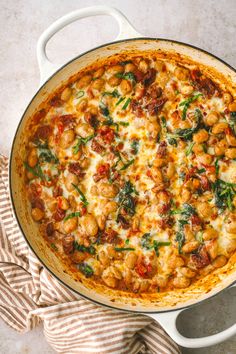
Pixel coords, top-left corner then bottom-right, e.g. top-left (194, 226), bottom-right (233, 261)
top-left (10, 6), bottom-right (236, 348)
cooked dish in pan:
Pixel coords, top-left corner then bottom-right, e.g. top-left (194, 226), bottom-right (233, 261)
top-left (23, 53), bottom-right (236, 294)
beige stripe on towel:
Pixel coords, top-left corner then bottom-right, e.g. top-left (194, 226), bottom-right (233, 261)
top-left (0, 154), bottom-right (180, 354)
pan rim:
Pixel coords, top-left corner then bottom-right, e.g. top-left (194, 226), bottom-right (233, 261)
top-left (9, 36), bottom-right (236, 314)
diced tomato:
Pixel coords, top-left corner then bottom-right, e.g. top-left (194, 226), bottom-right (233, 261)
top-left (81, 206), bottom-right (87, 216)
top-left (57, 197), bottom-right (63, 209)
top-left (98, 126), bottom-right (115, 144)
top-left (202, 164), bottom-right (216, 174)
top-left (135, 263), bottom-right (147, 277)
top-left (135, 258), bottom-right (153, 278)
top-left (58, 123), bottom-right (64, 135)
top-left (97, 163), bottom-right (110, 175)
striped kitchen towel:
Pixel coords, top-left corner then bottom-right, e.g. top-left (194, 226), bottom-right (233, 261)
top-left (0, 154), bottom-right (180, 354)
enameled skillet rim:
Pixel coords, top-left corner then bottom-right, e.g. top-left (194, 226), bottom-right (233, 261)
top-left (9, 37), bottom-right (236, 314)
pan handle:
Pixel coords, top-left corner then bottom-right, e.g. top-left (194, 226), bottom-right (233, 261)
top-left (148, 283), bottom-right (236, 348)
top-left (37, 5), bottom-right (141, 84)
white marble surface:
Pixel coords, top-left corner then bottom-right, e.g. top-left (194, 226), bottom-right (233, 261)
top-left (0, 0), bottom-right (236, 353)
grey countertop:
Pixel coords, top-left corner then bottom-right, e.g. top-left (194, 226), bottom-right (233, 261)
top-left (0, 0), bottom-right (235, 353)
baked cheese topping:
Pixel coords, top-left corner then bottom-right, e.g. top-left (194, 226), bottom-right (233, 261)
top-left (24, 55), bottom-right (236, 293)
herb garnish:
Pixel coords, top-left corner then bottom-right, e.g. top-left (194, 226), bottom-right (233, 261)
top-left (179, 93), bottom-right (203, 120)
top-left (214, 157), bottom-right (220, 176)
top-left (74, 241), bottom-right (96, 254)
top-left (35, 141), bottom-right (59, 164)
top-left (76, 90), bottom-right (84, 99)
top-left (116, 97), bottom-right (125, 106)
top-left (172, 108), bottom-right (202, 140)
top-left (102, 89), bottom-right (120, 98)
top-left (170, 203), bottom-right (196, 217)
top-left (140, 233), bottom-right (170, 255)
top-left (229, 112), bottom-right (236, 135)
top-left (115, 72), bottom-right (136, 82)
top-left (72, 134), bottom-right (95, 154)
top-left (119, 121), bottom-right (129, 127)
top-left (212, 179), bottom-right (236, 211)
top-left (185, 142), bottom-right (195, 156)
top-left (161, 116), bottom-right (167, 128)
top-left (72, 184), bottom-right (89, 206)
top-left (114, 247), bottom-right (135, 251)
top-left (118, 181), bottom-right (138, 216)
top-left (167, 138), bottom-right (178, 146)
top-left (64, 211), bottom-right (81, 221)
top-left (175, 232), bottom-right (185, 254)
top-left (120, 158), bottom-right (135, 171)
top-left (99, 102), bottom-right (110, 116)
top-left (153, 241), bottom-right (171, 256)
top-left (24, 162), bottom-right (45, 180)
top-left (78, 263), bottom-right (94, 277)
top-left (141, 233), bottom-right (152, 249)
top-left (131, 140), bottom-right (139, 154)
top-left (122, 98), bottom-right (131, 110)
top-left (50, 243), bottom-right (58, 251)
top-left (171, 204), bottom-right (196, 253)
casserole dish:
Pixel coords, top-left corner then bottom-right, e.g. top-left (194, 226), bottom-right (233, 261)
top-left (10, 5), bottom-right (236, 348)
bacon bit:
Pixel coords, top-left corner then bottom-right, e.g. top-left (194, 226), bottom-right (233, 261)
top-left (50, 96), bottom-right (62, 107)
top-left (58, 114), bottom-right (76, 128)
top-left (190, 69), bottom-right (202, 81)
top-left (117, 214), bottom-right (130, 229)
top-left (157, 217), bottom-right (174, 230)
top-left (34, 125), bottom-right (52, 141)
top-left (225, 126), bottom-right (234, 136)
top-left (131, 100), bottom-right (143, 117)
top-left (34, 109), bottom-right (46, 124)
top-left (191, 70), bottom-right (220, 97)
top-left (224, 108), bottom-right (230, 115)
top-left (91, 139), bottom-right (105, 154)
top-left (68, 163), bottom-right (84, 178)
top-left (158, 203), bottom-right (171, 215)
top-left (62, 235), bottom-right (75, 254)
top-left (31, 197), bottom-right (45, 211)
top-left (93, 163), bottom-right (110, 182)
top-left (147, 84), bottom-right (162, 98)
top-left (133, 69), bottom-right (145, 82)
top-left (142, 68), bottom-right (156, 87)
top-left (211, 213), bottom-right (218, 220)
top-left (53, 185), bottom-right (63, 198)
top-left (98, 126), bottom-right (115, 144)
top-left (190, 214), bottom-right (202, 227)
top-left (101, 228), bottom-right (119, 244)
top-left (84, 112), bottom-right (98, 128)
top-left (199, 175), bottom-right (211, 191)
top-left (146, 97), bottom-right (167, 116)
top-left (117, 142), bottom-right (124, 151)
top-left (87, 87), bottom-right (94, 99)
top-left (53, 208), bottom-right (66, 222)
top-left (46, 222), bottom-right (54, 237)
top-left (135, 84), bottom-right (145, 99)
top-left (146, 169), bottom-right (152, 178)
top-left (190, 246), bottom-right (210, 269)
top-left (157, 141), bottom-right (167, 158)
